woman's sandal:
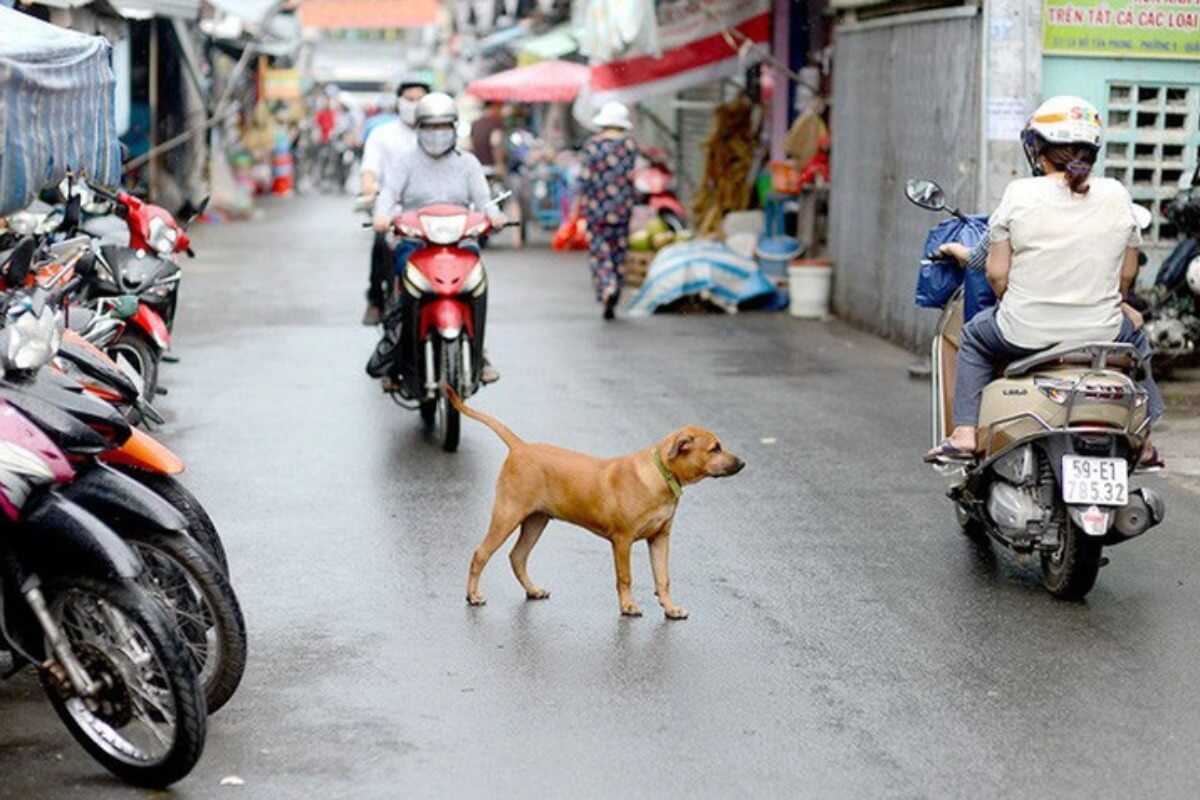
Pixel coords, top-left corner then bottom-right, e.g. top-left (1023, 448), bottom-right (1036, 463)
top-left (602, 288), bottom-right (619, 320)
top-left (1136, 446), bottom-right (1166, 474)
top-left (924, 438), bottom-right (977, 463)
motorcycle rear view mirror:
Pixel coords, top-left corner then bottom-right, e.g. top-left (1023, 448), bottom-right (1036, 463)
top-left (60, 193), bottom-right (82, 233)
top-left (75, 251), bottom-right (97, 279)
top-left (905, 178), bottom-right (948, 212)
top-left (1131, 204), bottom-right (1153, 231)
top-left (4, 237), bottom-right (36, 288)
top-left (186, 196), bottom-right (209, 228)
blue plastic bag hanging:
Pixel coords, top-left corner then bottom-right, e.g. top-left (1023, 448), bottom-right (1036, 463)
top-left (914, 214), bottom-right (994, 320)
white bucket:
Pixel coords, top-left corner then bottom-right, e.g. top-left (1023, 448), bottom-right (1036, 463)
top-left (787, 262), bottom-right (833, 319)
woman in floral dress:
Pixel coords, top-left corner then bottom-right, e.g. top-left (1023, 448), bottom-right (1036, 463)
top-left (576, 102), bottom-right (639, 320)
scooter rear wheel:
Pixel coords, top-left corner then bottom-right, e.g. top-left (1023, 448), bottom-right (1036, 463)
top-left (1041, 519), bottom-right (1102, 600)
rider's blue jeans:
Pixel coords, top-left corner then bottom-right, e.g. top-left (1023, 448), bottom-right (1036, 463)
top-left (952, 306), bottom-right (1165, 427)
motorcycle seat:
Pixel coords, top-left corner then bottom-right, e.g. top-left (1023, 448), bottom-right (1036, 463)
top-left (1003, 341), bottom-right (1144, 379)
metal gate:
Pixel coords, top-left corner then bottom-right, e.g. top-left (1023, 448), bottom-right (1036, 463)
top-left (829, 8), bottom-right (982, 350)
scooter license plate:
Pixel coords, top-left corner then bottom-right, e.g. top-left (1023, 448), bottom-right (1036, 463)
top-left (1062, 456), bottom-right (1128, 507)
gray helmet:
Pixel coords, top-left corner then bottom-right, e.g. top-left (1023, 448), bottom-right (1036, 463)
top-left (396, 73), bottom-right (432, 96)
top-left (414, 92), bottom-right (458, 128)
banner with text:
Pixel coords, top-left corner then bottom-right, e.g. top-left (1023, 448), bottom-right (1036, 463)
top-left (1043, 0), bottom-right (1200, 60)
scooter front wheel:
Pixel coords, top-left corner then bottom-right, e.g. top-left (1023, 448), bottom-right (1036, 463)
top-left (438, 342), bottom-right (462, 453)
top-left (108, 329), bottom-right (160, 402)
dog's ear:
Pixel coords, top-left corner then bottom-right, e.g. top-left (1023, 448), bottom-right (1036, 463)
top-left (668, 433), bottom-right (694, 460)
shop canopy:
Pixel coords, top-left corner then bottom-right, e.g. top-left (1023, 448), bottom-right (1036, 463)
top-left (467, 60), bottom-right (590, 104)
top-left (0, 8), bottom-right (120, 215)
top-left (587, 0), bottom-right (772, 106)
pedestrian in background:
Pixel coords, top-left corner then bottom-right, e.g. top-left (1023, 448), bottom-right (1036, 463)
top-left (575, 101), bottom-right (638, 320)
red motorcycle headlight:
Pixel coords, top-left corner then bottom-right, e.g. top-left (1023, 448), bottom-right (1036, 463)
top-left (419, 214), bottom-right (467, 245)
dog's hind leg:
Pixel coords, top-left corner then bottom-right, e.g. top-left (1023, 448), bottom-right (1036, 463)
top-left (466, 498), bottom-right (525, 606)
top-left (510, 513), bottom-right (551, 600)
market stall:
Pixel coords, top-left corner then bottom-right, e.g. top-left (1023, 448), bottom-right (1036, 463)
top-left (0, 7), bottom-right (121, 215)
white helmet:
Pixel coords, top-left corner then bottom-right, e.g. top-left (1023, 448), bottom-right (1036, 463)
top-left (1021, 95), bottom-right (1103, 175)
top-left (1186, 254), bottom-right (1200, 296)
top-left (414, 92), bottom-right (458, 128)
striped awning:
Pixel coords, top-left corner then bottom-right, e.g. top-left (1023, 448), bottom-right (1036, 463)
top-left (588, 0), bottom-right (772, 106)
top-left (0, 8), bottom-right (120, 214)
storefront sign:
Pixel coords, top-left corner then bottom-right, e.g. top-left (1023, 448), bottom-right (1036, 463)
top-left (1043, 0), bottom-right (1200, 60)
top-left (262, 68), bottom-right (302, 101)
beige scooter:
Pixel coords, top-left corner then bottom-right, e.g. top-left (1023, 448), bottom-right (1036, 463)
top-left (906, 178), bottom-right (1165, 599)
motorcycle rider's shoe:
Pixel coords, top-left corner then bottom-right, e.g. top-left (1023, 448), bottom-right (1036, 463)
top-left (362, 304), bottom-right (383, 326)
top-left (924, 437), bottom-right (976, 463)
top-left (381, 377), bottom-right (402, 393)
top-left (1135, 445), bottom-right (1166, 474)
top-left (481, 359), bottom-right (500, 385)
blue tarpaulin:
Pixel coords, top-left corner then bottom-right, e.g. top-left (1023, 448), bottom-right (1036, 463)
top-left (627, 240), bottom-right (779, 317)
top-left (0, 8), bottom-right (120, 215)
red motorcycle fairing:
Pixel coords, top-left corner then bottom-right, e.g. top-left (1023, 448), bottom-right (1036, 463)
top-left (118, 191), bottom-right (192, 256)
top-left (407, 245), bottom-right (482, 297)
top-left (131, 303), bottom-right (170, 350)
top-left (649, 194), bottom-right (688, 218)
top-left (420, 299), bottom-right (474, 340)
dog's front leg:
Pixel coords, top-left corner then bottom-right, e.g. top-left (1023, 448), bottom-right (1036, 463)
top-left (648, 531), bottom-right (688, 620)
top-left (611, 537), bottom-right (641, 616)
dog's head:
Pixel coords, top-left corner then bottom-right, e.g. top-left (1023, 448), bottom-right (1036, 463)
top-left (662, 427), bottom-right (745, 485)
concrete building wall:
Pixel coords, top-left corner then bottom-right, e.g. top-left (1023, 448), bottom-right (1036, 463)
top-left (829, 8), bottom-right (983, 350)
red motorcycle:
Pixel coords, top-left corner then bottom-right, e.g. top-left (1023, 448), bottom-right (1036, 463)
top-left (80, 183), bottom-right (204, 398)
top-left (386, 203), bottom-right (498, 452)
top-left (633, 147), bottom-right (687, 232)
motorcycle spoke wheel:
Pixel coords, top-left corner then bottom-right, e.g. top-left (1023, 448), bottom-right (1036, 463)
top-left (54, 590), bottom-right (179, 758)
top-left (127, 531), bottom-right (246, 714)
top-left (39, 578), bottom-right (207, 787)
top-left (133, 546), bottom-right (219, 691)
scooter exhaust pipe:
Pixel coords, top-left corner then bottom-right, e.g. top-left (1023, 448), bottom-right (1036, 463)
top-left (1111, 487), bottom-right (1165, 541)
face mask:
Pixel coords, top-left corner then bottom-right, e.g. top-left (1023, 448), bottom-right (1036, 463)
top-left (398, 98), bottom-right (419, 127)
top-left (418, 129), bottom-right (456, 157)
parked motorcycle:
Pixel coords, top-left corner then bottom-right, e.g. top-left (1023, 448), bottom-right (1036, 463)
top-left (633, 147), bottom-right (687, 232)
top-left (0, 396), bottom-right (207, 787)
top-left (1135, 165), bottom-right (1200, 372)
top-left (0, 256), bottom-right (244, 712)
top-left (370, 201), bottom-right (507, 451)
top-left (906, 178), bottom-right (1165, 599)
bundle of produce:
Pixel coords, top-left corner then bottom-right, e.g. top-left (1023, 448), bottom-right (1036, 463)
top-left (629, 216), bottom-right (695, 253)
top-left (690, 96), bottom-right (758, 235)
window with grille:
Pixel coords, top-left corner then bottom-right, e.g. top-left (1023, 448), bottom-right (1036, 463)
top-left (1103, 82), bottom-right (1200, 256)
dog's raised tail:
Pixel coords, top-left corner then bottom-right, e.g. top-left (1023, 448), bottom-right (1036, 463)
top-left (444, 385), bottom-right (522, 449)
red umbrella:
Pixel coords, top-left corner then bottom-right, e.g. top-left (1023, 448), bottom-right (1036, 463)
top-left (466, 60), bottom-right (590, 104)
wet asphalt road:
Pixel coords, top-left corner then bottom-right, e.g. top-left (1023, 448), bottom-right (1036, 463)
top-left (2, 193), bottom-right (1199, 798)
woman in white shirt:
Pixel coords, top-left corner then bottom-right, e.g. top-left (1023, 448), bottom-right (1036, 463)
top-left (927, 96), bottom-right (1165, 466)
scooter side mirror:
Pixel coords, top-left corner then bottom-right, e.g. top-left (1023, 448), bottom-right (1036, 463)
top-left (60, 193), bottom-right (83, 233)
top-left (1131, 204), bottom-right (1153, 232)
top-left (905, 178), bottom-right (948, 212)
top-left (4, 237), bottom-right (36, 287)
top-left (75, 251), bottom-right (97, 279)
top-left (186, 196), bottom-right (210, 228)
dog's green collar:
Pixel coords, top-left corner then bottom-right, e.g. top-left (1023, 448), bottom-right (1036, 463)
top-left (653, 448), bottom-right (683, 500)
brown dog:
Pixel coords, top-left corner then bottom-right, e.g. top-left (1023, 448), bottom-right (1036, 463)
top-left (448, 388), bottom-right (745, 619)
